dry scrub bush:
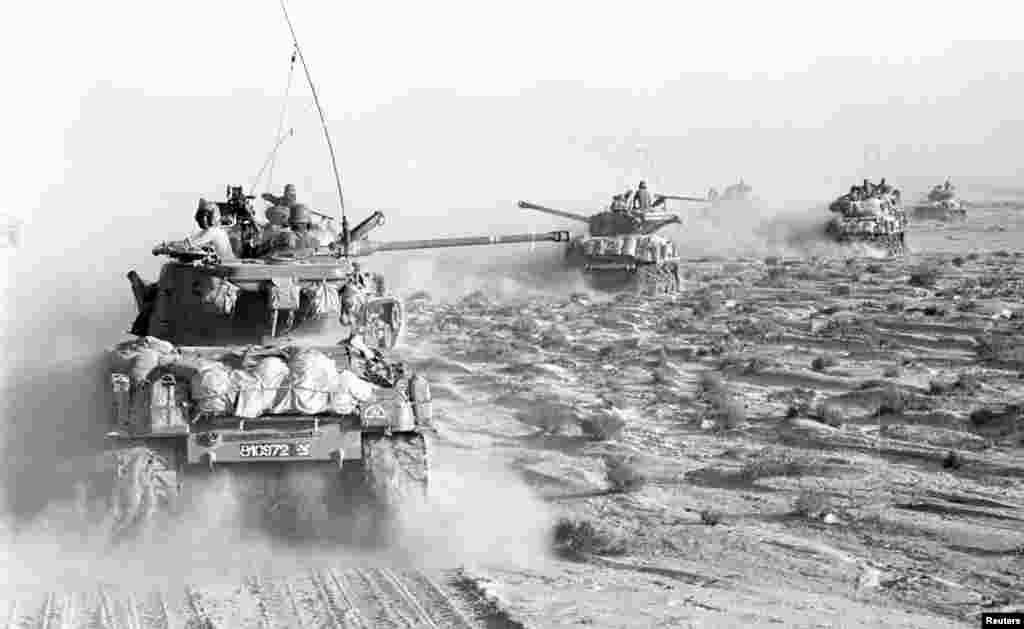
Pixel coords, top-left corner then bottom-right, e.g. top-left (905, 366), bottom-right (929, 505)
top-left (604, 457), bottom-right (646, 493)
top-left (811, 402), bottom-right (846, 428)
top-left (700, 509), bottom-right (723, 526)
top-left (738, 455), bottom-right (806, 481)
top-left (579, 412), bottom-right (627, 441)
top-left (792, 489), bottom-right (832, 519)
top-left (908, 266), bottom-right (940, 288)
top-left (552, 517), bottom-right (630, 556)
top-left (811, 354), bottom-right (838, 372)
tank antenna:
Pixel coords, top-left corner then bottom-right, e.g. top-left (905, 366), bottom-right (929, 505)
top-left (279, 0), bottom-right (348, 237)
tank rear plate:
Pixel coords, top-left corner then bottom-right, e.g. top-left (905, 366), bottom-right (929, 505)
top-left (186, 422), bottom-right (362, 465)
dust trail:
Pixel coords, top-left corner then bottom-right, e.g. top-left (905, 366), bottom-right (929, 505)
top-left (664, 196), bottom-right (884, 259)
top-left (378, 243), bottom-right (595, 303)
top-left (389, 443), bottom-right (556, 572)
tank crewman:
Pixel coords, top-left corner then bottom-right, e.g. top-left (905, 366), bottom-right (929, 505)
top-left (185, 199), bottom-right (236, 260)
top-left (261, 183), bottom-right (298, 210)
top-left (634, 180), bottom-right (652, 210)
top-left (610, 193), bottom-right (628, 211)
top-left (284, 204), bottom-right (322, 251)
top-left (254, 204), bottom-right (293, 256)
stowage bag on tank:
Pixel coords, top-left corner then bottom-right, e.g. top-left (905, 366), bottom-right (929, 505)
top-left (288, 349), bottom-right (339, 414)
top-left (232, 369), bottom-right (264, 419)
top-left (109, 336), bottom-right (179, 385)
top-left (302, 281), bottom-right (341, 318)
top-left (197, 276), bottom-right (241, 317)
top-left (190, 359), bottom-right (235, 416)
top-left (253, 356), bottom-right (291, 414)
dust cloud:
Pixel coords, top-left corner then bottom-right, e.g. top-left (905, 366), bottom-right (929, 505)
top-left (0, 87), bottom-right (562, 592)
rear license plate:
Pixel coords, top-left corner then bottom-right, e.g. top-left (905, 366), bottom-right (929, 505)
top-left (239, 442), bottom-right (312, 458)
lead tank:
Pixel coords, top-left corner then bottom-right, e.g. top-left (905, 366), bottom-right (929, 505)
top-left (95, 206), bottom-right (570, 543)
top-left (824, 183), bottom-right (907, 256)
top-left (911, 179), bottom-right (967, 221)
top-left (519, 194), bottom-right (701, 294)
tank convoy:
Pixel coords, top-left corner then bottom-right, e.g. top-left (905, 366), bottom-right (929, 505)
top-left (824, 178), bottom-right (907, 256)
top-left (911, 178), bottom-right (967, 221)
top-left (519, 181), bottom-right (705, 294)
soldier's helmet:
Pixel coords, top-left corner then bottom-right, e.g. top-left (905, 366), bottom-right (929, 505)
top-left (283, 183), bottom-right (297, 201)
top-left (289, 203), bottom-right (312, 226)
top-left (195, 198), bottom-right (219, 226)
top-left (638, 180), bottom-right (647, 189)
top-left (266, 205), bottom-right (289, 226)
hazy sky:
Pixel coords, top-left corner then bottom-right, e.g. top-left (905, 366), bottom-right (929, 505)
top-left (2, 0), bottom-right (1023, 256)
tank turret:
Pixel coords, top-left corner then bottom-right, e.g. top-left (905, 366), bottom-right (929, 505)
top-left (912, 179), bottom-right (967, 221)
top-left (824, 179), bottom-right (907, 256)
top-left (517, 190), bottom-right (703, 294)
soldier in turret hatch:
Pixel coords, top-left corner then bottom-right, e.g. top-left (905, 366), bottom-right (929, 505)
top-left (255, 204), bottom-right (292, 256)
top-left (185, 199), bottom-right (235, 260)
top-left (262, 183), bottom-right (298, 209)
top-left (284, 204), bottom-right (322, 251)
top-left (634, 180), bottom-right (652, 210)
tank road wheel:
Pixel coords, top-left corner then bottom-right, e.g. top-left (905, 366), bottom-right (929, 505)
top-left (79, 444), bottom-right (181, 545)
top-left (634, 266), bottom-right (660, 296)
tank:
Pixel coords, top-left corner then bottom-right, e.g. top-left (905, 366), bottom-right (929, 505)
top-left (824, 182), bottom-right (907, 256)
top-left (911, 179), bottom-right (967, 221)
top-left (708, 179), bottom-right (754, 203)
top-left (97, 207), bottom-right (571, 543)
top-left (1, 212), bottom-right (20, 249)
top-left (519, 192), bottom-right (697, 294)
top-left (703, 179), bottom-right (755, 220)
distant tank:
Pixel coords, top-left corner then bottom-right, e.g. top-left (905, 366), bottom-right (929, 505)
top-left (519, 187), bottom-right (704, 294)
top-left (708, 179), bottom-right (754, 204)
top-left (703, 179), bottom-right (756, 220)
top-left (1, 213), bottom-right (20, 249)
top-left (911, 179), bottom-right (967, 221)
top-left (824, 181), bottom-right (907, 256)
top-left (96, 211), bottom-right (571, 542)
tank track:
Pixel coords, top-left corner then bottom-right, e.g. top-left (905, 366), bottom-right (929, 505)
top-left (635, 263), bottom-right (682, 296)
top-left (834, 233), bottom-right (907, 257)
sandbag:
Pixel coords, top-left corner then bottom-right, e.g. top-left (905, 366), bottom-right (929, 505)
top-left (253, 356), bottom-right (291, 414)
top-left (289, 349), bottom-right (338, 414)
top-left (190, 359), bottom-right (235, 416)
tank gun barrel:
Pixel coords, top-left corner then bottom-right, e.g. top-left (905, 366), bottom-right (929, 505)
top-left (656, 194), bottom-right (711, 203)
top-left (344, 230), bottom-right (571, 256)
top-left (518, 201), bottom-right (591, 223)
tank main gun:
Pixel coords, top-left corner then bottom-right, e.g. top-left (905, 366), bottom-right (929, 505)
top-left (337, 230), bottom-right (572, 257)
top-left (517, 201), bottom-right (591, 223)
top-left (519, 198), bottom-right (684, 237)
top-left (654, 194), bottom-right (711, 204)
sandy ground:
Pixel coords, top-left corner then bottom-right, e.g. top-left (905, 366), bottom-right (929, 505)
top-left (1, 203), bottom-right (1022, 628)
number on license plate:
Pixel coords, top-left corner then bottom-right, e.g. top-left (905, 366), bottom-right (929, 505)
top-left (239, 442), bottom-right (312, 458)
